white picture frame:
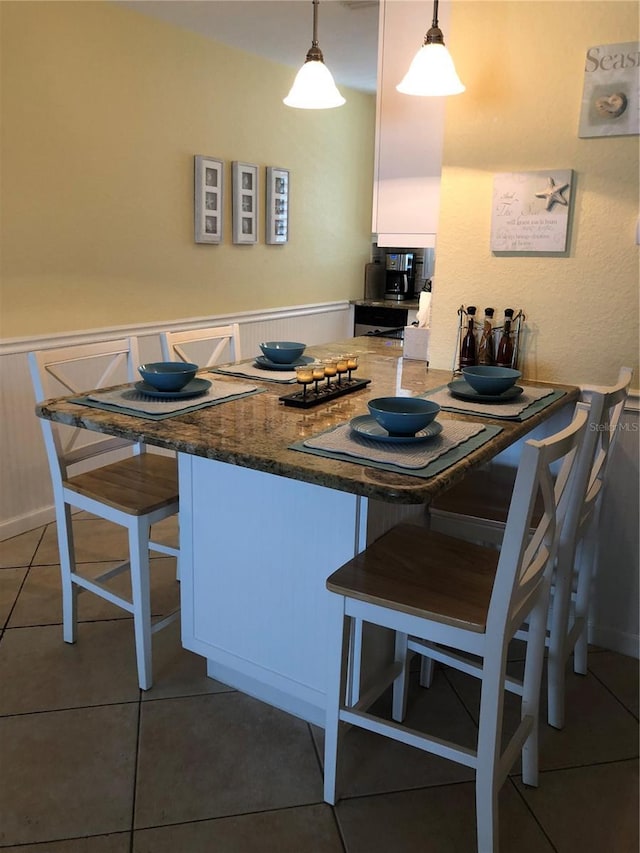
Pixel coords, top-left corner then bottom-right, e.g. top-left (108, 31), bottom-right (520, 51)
top-left (194, 155), bottom-right (224, 244)
top-left (266, 166), bottom-right (289, 245)
top-left (232, 161), bottom-right (259, 244)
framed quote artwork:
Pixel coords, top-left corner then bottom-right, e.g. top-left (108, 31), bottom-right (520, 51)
top-left (194, 155), bottom-right (224, 244)
top-left (266, 167), bottom-right (289, 244)
top-left (232, 161), bottom-right (259, 244)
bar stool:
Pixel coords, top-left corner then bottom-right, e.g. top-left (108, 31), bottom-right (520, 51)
top-left (323, 407), bottom-right (588, 853)
top-left (29, 337), bottom-right (180, 690)
top-left (427, 367), bottom-right (633, 728)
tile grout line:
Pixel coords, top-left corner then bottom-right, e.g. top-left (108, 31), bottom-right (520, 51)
top-left (130, 687), bottom-right (144, 852)
top-left (0, 525), bottom-right (48, 635)
top-left (508, 775), bottom-right (559, 852)
top-left (306, 721), bottom-right (349, 853)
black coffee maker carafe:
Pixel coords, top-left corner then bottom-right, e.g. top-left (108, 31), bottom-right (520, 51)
top-left (384, 252), bottom-right (415, 301)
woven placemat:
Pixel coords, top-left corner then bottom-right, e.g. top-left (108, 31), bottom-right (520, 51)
top-left (291, 421), bottom-right (502, 479)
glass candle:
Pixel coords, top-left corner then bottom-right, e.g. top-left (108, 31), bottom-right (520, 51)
top-left (311, 362), bottom-right (326, 393)
top-left (336, 355), bottom-right (348, 384)
top-left (346, 353), bottom-right (358, 380)
top-left (323, 359), bottom-right (338, 388)
top-left (295, 364), bottom-right (313, 399)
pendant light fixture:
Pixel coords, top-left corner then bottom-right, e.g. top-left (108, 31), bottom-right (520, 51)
top-left (284, 0), bottom-right (346, 109)
top-left (396, 0), bottom-right (465, 97)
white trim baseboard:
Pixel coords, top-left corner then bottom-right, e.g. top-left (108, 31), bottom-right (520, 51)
top-left (589, 624), bottom-right (640, 660)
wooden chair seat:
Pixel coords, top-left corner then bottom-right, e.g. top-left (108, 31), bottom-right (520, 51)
top-left (327, 525), bottom-right (497, 633)
top-left (65, 454), bottom-right (178, 515)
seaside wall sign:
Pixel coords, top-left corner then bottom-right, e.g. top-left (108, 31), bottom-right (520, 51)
top-left (578, 42), bottom-right (639, 138)
top-left (490, 170), bottom-right (573, 254)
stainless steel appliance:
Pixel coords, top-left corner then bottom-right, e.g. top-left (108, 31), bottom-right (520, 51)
top-left (384, 252), bottom-right (415, 301)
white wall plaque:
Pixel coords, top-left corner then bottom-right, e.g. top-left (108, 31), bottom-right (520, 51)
top-left (490, 170), bottom-right (573, 253)
top-left (578, 42), bottom-right (639, 138)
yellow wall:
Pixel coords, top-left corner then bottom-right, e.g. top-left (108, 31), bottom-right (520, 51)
top-left (430, 1), bottom-right (639, 385)
top-left (0, 1), bottom-right (375, 337)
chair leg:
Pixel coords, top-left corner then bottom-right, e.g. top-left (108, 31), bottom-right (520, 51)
top-left (391, 632), bottom-right (410, 722)
top-left (129, 518), bottom-right (153, 691)
top-left (56, 504), bottom-right (78, 644)
top-left (324, 596), bottom-right (348, 806)
top-left (521, 591), bottom-right (549, 787)
top-left (475, 645), bottom-right (509, 853)
top-left (419, 654), bottom-right (436, 688)
top-left (573, 524), bottom-right (598, 676)
top-left (547, 550), bottom-right (573, 730)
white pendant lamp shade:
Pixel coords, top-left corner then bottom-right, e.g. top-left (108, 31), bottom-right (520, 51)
top-left (284, 59), bottom-right (346, 109)
top-left (396, 0), bottom-right (465, 97)
top-left (284, 0), bottom-right (345, 110)
top-left (396, 43), bottom-right (465, 96)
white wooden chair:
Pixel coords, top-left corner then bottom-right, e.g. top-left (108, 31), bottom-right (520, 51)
top-left (323, 407), bottom-right (588, 853)
top-left (427, 367), bottom-right (633, 728)
top-left (28, 337), bottom-right (180, 690)
top-left (160, 323), bottom-right (242, 367)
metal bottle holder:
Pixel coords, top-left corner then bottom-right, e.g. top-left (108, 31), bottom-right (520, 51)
top-left (452, 306), bottom-right (525, 376)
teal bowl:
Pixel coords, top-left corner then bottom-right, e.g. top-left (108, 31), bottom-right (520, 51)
top-left (138, 362), bottom-right (198, 391)
top-left (259, 341), bottom-right (306, 364)
top-left (368, 397), bottom-right (440, 437)
top-left (462, 366), bottom-right (521, 395)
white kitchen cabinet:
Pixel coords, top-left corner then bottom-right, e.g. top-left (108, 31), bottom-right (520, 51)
top-left (373, 0), bottom-right (452, 248)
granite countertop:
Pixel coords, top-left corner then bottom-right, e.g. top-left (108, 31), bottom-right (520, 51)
top-left (36, 337), bottom-right (578, 505)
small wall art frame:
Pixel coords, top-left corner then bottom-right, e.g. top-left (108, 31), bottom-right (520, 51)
top-left (266, 166), bottom-right (289, 244)
top-left (232, 161), bottom-right (259, 244)
top-left (194, 155), bottom-right (224, 244)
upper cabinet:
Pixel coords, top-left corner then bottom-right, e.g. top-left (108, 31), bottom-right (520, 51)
top-left (372, 0), bottom-right (451, 248)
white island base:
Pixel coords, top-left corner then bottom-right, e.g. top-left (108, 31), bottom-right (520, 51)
top-left (179, 454), bottom-right (376, 726)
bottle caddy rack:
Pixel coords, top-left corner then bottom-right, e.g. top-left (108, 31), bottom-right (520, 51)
top-left (452, 305), bottom-right (525, 376)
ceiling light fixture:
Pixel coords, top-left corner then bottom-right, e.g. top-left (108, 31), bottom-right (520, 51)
top-left (284, 0), bottom-right (346, 109)
top-left (396, 0), bottom-right (465, 97)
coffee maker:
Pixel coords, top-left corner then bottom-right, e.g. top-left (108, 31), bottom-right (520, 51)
top-left (384, 252), bottom-right (415, 301)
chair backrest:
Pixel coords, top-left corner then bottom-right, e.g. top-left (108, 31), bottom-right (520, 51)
top-left (160, 323), bottom-right (242, 367)
top-left (544, 366), bottom-right (632, 550)
top-left (582, 366), bottom-right (633, 518)
top-left (28, 337), bottom-right (143, 484)
top-left (487, 407), bottom-right (589, 642)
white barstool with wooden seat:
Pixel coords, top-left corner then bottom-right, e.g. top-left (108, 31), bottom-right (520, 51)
top-left (427, 367), bottom-right (633, 728)
top-left (323, 408), bottom-right (588, 853)
top-left (160, 322), bottom-right (241, 367)
top-left (29, 337), bottom-right (180, 690)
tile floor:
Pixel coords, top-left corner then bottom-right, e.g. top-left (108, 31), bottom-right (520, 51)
top-left (0, 515), bottom-right (638, 852)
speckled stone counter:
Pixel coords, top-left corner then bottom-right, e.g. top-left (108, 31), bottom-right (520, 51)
top-left (37, 337), bottom-right (579, 506)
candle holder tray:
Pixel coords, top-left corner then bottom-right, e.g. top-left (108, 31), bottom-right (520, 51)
top-left (279, 377), bottom-right (371, 409)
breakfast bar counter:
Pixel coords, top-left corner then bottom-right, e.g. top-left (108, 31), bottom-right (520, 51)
top-left (36, 338), bottom-right (579, 724)
top-left (35, 338), bottom-right (578, 506)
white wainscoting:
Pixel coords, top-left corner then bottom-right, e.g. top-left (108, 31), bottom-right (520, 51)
top-left (0, 301), bottom-right (353, 541)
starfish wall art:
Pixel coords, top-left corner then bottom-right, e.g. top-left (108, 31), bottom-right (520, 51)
top-left (490, 169), bottom-right (574, 253)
